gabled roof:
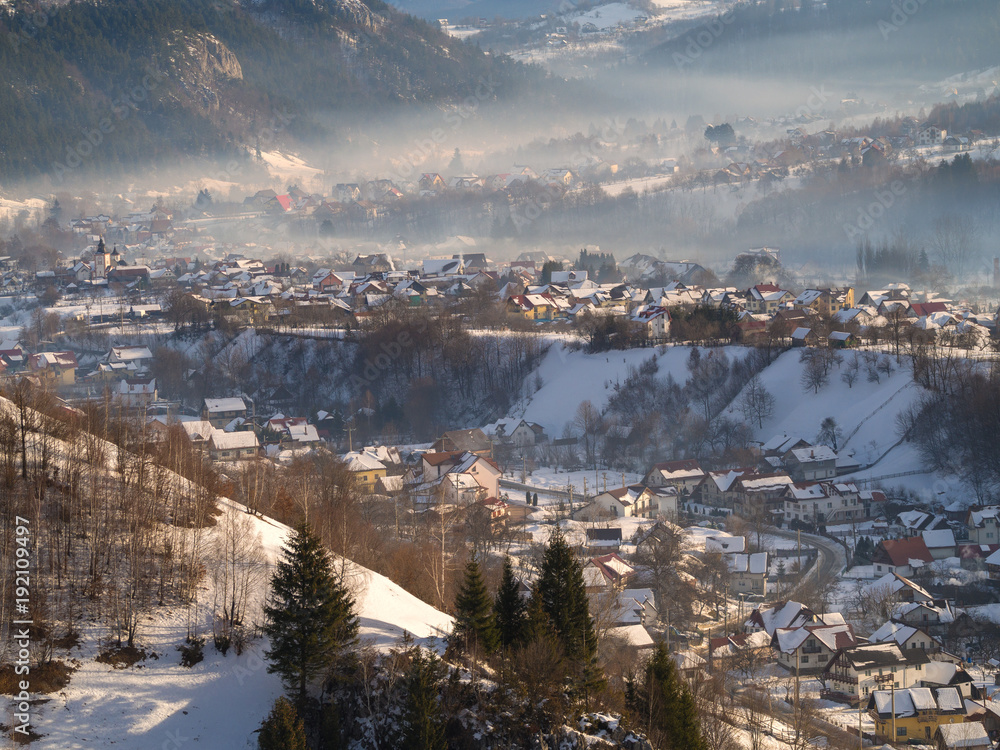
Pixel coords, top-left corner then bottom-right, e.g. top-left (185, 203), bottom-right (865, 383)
top-left (728, 552), bottom-right (768, 575)
top-left (773, 622), bottom-right (857, 654)
top-left (648, 459), bottom-right (704, 480)
top-left (874, 537), bottom-right (934, 567)
top-left (204, 397), bottom-right (247, 414)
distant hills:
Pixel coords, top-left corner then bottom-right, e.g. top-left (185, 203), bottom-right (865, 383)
top-left (0, 0), bottom-right (541, 181)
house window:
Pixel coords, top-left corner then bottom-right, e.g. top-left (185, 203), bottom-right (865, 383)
top-left (897, 728), bottom-right (907, 737)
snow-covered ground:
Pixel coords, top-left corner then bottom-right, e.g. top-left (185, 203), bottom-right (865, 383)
top-left (30, 493), bottom-right (451, 748)
top-left (513, 343), bottom-right (744, 437)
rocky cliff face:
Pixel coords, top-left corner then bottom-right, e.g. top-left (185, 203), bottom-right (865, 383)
top-left (168, 31), bottom-right (244, 115)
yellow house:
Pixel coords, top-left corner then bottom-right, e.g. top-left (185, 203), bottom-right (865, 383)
top-left (867, 686), bottom-right (965, 744)
top-left (28, 351), bottom-right (78, 386)
top-left (343, 450), bottom-right (387, 491)
top-left (793, 287), bottom-right (855, 317)
top-left (505, 294), bottom-right (555, 321)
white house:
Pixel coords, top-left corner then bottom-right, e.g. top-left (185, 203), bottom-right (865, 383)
top-left (728, 552), bottom-right (768, 596)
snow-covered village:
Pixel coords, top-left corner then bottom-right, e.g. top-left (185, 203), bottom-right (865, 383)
top-left (4, 0), bottom-right (1000, 748)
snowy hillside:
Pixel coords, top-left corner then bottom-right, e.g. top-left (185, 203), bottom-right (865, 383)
top-left (34, 497), bottom-right (452, 750)
top-left (513, 343), bottom-right (747, 436)
top-left (721, 349), bottom-right (923, 461)
top-left (0, 396), bottom-right (453, 750)
top-left (717, 349), bottom-right (961, 499)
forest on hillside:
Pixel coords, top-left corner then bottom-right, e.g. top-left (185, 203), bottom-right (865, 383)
top-left (0, 0), bottom-right (538, 180)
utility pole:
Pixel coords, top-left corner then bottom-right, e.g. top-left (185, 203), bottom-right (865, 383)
top-left (795, 648), bottom-right (801, 746)
top-left (521, 455), bottom-right (526, 484)
top-left (347, 424), bottom-right (354, 452)
top-left (603, 472), bottom-right (608, 492)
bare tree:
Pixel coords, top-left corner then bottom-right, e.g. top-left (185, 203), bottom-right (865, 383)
top-left (840, 353), bottom-right (860, 388)
top-left (930, 214), bottom-right (980, 281)
top-left (800, 355), bottom-right (828, 394)
top-left (740, 375), bottom-right (776, 429)
top-left (211, 509), bottom-right (269, 651)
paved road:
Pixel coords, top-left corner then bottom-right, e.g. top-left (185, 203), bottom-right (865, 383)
top-left (769, 527), bottom-right (848, 596)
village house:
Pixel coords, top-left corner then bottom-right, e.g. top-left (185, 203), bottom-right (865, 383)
top-left (747, 284), bottom-right (793, 314)
top-left (708, 631), bottom-right (771, 673)
top-left (772, 621), bottom-right (857, 674)
top-left (417, 451), bottom-right (501, 504)
top-left (824, 642), bottom-right (931, 703)
top-left (728, 552), bottom-right (768, 597)
top-left (868, 686), bottom-right (967, 745)
top-left (208, 430), bottom-right (260, 461)
top-left (782, 481), bottom-right (864, 526)
top-left (631, 305), bottom-right (671, 342)
top-left (583, 484), bottom-right (678, 520)
top-left (583, 553), bottom-right (636, 592)
top-left (343, 451), bottom-right (386, 492)
top-left (745, 600), bottom-right (834, 636)
top-left (695, 468), bottom-right (757, 509)
top-left (872, 537), bottom-right (935, 578)
top-left (431, 428), bottom-right (493, 456)
top-left (732, 473), bottom-right (794, 520)
top-left (966, 506), bottom-right (1000, 545)
top-left (935, 723), bottom-right (991, 750)
top-left (868, 620), bottom-right (939, 653)
top-left (27, 351), bottom-right (78, 386)
top-left (116, 377), bottom-right (157, 407)
top-left (644, 459), bottom-right (706, 494)
top-left (783, 445), bottom-right (838, 481)
top-left (202, 397), bottom-right (248, 429)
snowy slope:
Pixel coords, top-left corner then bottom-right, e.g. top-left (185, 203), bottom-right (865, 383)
top-left (515, 343), bottom-right (746, 437)
top-left (25, 469), bottom-right (450, 750)
top-left (720, 349), bottom-right (924, 465)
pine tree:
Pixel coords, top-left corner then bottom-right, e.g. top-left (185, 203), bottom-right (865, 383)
top-left (263, 523), bottom-right (359, 708)
top-left (526, 490), bottom-right (531, 504)
top-left (453, 557), bottom-right (498, 654)
top-left (319, 701), bottom-right (343, 750)
top-left (632, 643), bottom-right (706, 750)
top-left (493, 556), bottom-right (528, 650)
top-left (258, 696), bottom-right (307, 750)
top-left (534, 530), bottom-right (595, 663)
top-left (532, 492), bottom-right (539, 507)
top-left (532, 530), bottom-right (603, 701)
top-left (401, 650), bottom-right (447, 750)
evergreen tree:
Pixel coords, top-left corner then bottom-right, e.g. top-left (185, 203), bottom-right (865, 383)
top-left (402, 650), bottom-right (447, 750)
top-left (258, 696), bottom-right (308, 750)
top-left (532, 530), bottom-right (602, 700)
top-left (533, 530), bottom-right (594, 662)
top-left (452, 557), bottom-right (498, 654)
top-left (263, 523), bottom-right (359, 708)
top-left (526, 490), bottom-right (531, 504)
top-left (632, 643), bottom-right (706, 750)
top-left (493, 556), bottom-right (528, 650)
top-left (532, 492), bottom-right (539, 507)
top-left (319, 701), bottom-right (343, 750)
